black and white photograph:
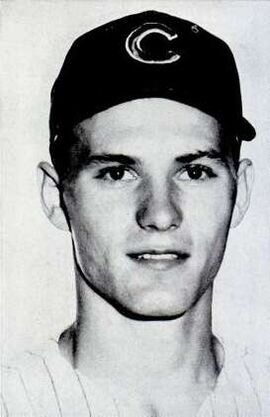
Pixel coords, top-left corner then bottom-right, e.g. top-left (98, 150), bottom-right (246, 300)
top-left (1, 1), bottom-right (270, 416)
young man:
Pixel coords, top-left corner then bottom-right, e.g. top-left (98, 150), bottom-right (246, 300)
top-left (2, 10), bottom-right (269, 417)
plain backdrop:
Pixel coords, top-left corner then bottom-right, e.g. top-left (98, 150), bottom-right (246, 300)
top-left (1, 0), bottom-right (270, 361)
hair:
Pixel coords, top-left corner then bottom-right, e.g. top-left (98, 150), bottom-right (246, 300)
top-left (50, 127), bottom-right (92, 187)
top-left (219, 126), bottom-right (241, 168)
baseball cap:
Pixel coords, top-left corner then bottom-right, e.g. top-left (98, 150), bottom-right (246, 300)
top-left (49, 10), bottom-right (256, 145)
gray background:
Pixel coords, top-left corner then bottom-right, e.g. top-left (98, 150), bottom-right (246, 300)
top-left (1, 0), bottom-right (270, 360)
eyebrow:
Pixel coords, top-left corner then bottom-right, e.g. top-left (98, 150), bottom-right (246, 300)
top-left (86, 154), bottom-right (137, 166)
top-left (85, 149), bottom-right (225, 167)
top-left (175, 149), bottom-right (225, 164)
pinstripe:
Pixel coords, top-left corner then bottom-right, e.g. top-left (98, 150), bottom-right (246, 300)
top-left (208, 393), bottom-right (217, 417)
top-left (112, 397), bottom-right (121, 417)
top-left (74, 371), bottom-right (92, 417)
top-left (242, 357), bottom-right (263, 417)
top-left (222, 368), bottom-right (241, 417)
top-left (42, 358), bottom-right (63, 417)
top-left (1, 393), bottom-right (9, 417)
top-left (232, 395), bottom-right (240, 417)
top-left (13, 367), bottom-right (37, 416)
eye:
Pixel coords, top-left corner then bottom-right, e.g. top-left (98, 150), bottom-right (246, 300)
top-left (95, 166), bottom-right (137, 182)
top-left (176, 165), bottom-right (216, 181)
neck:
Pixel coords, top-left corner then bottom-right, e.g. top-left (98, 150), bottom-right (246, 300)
top-left (60, 275), bottom-right (219, 388)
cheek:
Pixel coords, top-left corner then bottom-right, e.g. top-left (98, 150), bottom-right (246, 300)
top-left (184, 182), bottom-right (235, 247)
top-left (180, 184), bottom-right (236, 288)
top-left (66, 184), bottom-right (134, 254)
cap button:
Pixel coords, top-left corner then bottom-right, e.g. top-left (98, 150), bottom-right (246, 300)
top-left (191, 25), bottom-right (199, 34)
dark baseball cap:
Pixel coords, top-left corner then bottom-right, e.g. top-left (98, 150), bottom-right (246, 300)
top-left (49, 10), bottom-right (256, 144)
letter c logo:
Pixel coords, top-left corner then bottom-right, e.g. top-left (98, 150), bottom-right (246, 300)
top-left (125, 23), bottom-right (180, 64)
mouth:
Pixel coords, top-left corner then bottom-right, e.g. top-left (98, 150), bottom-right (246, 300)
top-left (127, 250), bottom-right (190, 270)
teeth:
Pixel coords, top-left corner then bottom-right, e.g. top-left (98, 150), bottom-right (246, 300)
top-left (137, 253), bottom-right (178, 260)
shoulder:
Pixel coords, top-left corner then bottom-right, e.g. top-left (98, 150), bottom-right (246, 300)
top-left (1, 340), bottom-right (90, 417)
top-left (2, 341), bottom-right (60, 416)
top-left (240, 349), bottom-right (270, 416)
top-left (215, 346), bottom-right (270, 417)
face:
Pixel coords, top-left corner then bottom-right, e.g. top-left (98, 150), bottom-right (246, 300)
top-left (46, 99), bottom-right (249, 318)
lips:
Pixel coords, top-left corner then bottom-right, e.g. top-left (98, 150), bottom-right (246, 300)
top-left (135, 253), bottom-right (179, 261)
top-left (127, 250), bottom-right (190, 270)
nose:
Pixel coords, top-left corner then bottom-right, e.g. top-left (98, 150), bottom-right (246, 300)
top-left (136, 181), bottom-right (182, 232)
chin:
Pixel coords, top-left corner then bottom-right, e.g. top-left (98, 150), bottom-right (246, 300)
top-left (114, 304), bottom-right (185, 321)
top-left (113, 292), bottom-right (189, 321)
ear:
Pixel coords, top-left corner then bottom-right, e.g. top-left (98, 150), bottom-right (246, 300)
top-left (37, 162), bottom-right (70, 231)
top-left (230, 158), bottom-right (254, 228)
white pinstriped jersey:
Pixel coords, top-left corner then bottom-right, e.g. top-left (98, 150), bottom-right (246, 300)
top-left (1, 339), bottom-right (270, 417)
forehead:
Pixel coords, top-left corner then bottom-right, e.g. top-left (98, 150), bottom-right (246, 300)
top-left (76, 98), bottom-right (222, 156)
